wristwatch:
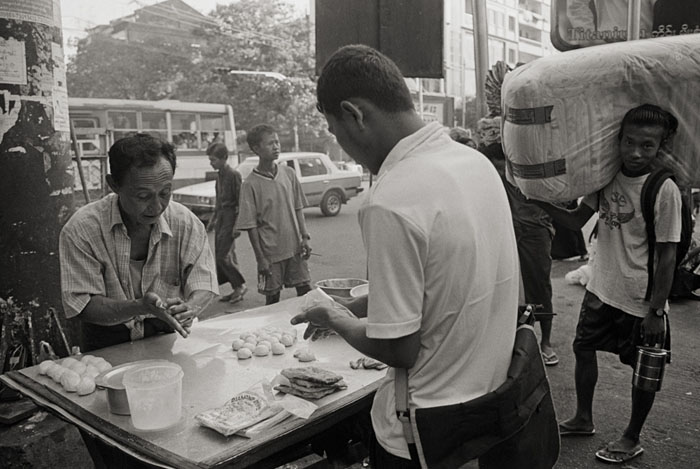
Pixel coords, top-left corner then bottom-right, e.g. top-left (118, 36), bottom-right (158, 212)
top-left (652, 308), bottom-right (666, 318)
top-left (301, 233), bottom-right (311, 240)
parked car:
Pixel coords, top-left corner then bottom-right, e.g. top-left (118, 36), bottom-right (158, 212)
top-left (173, 152), bottom-right (364, 220)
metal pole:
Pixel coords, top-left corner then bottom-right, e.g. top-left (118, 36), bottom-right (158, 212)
top-left (626, 0), bottom-right (642, 40)
top-left (472, 0), bottom-right (490, 118)
top-left (418, 79), bottom-right (425, 120)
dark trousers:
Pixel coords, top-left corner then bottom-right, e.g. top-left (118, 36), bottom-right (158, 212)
top-left (215, 216), bottom-right (245, 289)
top-left (369, 390), bottom-right (559, 469)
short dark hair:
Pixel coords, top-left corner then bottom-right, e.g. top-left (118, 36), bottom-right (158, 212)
top-left (316, 44), bottom-right (415, 117)
top-left (206, 142), bottom-right (228, 160)
top-left (246, 124), bottom-right (277, 149)
top-left (618, 104), bottom-right (678, 143)
top-left (448, 127), bottom-right (475, 146)
top-left (108, 133), bottom-right (176, 186)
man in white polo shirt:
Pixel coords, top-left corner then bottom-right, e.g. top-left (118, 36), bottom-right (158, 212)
top-left (292, 45), bottom-right (556, 468)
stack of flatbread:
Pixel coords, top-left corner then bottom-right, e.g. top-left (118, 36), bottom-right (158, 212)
top-left (275, 366), bottom-right (347, 400)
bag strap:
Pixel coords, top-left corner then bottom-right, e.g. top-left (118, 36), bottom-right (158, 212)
top-left (641, 169), bottom-right (674, 300)
top-left (395, 368), bottom-right (422, 464)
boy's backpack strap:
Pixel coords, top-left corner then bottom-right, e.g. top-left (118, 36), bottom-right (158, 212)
top-left (641, 169), bottom-right (674, 301)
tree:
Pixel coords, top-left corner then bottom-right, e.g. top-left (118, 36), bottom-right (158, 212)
top-left (67, 35), bottom-right (192, 100)
top-left (176, 0), bottom-right (324, 150)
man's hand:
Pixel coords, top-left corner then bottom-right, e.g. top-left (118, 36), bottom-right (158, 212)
top-left (257, 258), bottom-right (271, 277)
top-left (165, 297), bottom-right (199, 334)
top-left (301, 239), bottom-right (312, 260)
top-left (641, 311), bottom-right (666, 346)
top-left (291, 305), bottom-right (335, 340)
top-left (143, 292), bottom-right (189, 338)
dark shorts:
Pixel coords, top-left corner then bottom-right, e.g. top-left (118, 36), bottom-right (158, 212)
top-left (514, 223), bottom-right (553, 319)
top-left (259, 253), bottom-right (311, 295)
top-left (573, 291), bottom-right (671, 366)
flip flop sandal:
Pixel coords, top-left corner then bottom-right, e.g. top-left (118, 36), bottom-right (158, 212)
top-left (542, 351), bottom-right (559, 366)
top-left (559, 422), bottom-right (595, 436)
top-left (595, 442), bottom-right (644, 464)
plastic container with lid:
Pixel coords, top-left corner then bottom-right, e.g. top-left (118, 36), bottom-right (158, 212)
top-left (123, 361), bottom-right (183, 431)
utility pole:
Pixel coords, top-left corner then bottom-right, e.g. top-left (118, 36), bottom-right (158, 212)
top-left (0, 1), bottom-right (77, 356)
top-left (626, 0), bottom-right (642, 40)
top-left (472, 0), bottom-right (490, 118)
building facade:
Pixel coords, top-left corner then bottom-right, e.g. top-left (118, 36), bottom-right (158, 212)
top-left (411, 0), bottom-right (555, 126)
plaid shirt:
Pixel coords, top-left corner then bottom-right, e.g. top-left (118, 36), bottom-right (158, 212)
top-left (59, 194), bottom-right (218, 339)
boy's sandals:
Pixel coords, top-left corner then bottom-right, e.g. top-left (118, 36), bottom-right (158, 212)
top-left (595, 441), bottom-right (644, 464)
top-left (542, 351), bottom-right (559, 366)
top-left (558, 421), bottom-right (595, 436)
top-left (229, 285), bottom-right (248, 304)
top-left (219, 285), bottom-right (248, 304)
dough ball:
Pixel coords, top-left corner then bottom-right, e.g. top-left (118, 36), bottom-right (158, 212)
top-left (297, 350), bottom-right (316, 362)
top-left (268, 336), bottom-right (280, 344)
top-left (48, 365), bottom-right (68, 383)
top-left (254, 344), bottom-right (270, 357)
top-left (77, 377), bottom-right (96, 396)
top-left (69, 362), bottom-right (87, 375)
top-left (80, 355), bottom-right (97, 364)
top-left (280, 334), bottom-right (295, 347)
top-left (237, 348), bottom-right (252, 359)
top-left (258, 334), bottom-right (274, 343)
top-left (271, 343), bottom-right (286, 355)
top-left (94, 360), bottom-right (112, 373)
top-left (241, 334), bottom-right (257, 343)
top-left (243, 342), bottom-right (257, 351)
top-left (60, 369), bottom-right (81, 392)
top-left (83, 365), bottom-right (100, 378)
top-left (270, 332), bottom-right (282, 340)
top-left (258, 340), bottom-right (272, 349)
top-left (38, 360), bottom-right (55, 375)
top-left (232, 339), bottom-right (245, 351)
top-left (61, 357), bottom-right (79, 368)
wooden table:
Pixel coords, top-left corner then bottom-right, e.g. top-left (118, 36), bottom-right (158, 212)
top-left (0, 297), bottom-right (384, 468)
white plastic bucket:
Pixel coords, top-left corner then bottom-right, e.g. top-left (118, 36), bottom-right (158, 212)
top-left (123, 362), bottom-right (183, 431)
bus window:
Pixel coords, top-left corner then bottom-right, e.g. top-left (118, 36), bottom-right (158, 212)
top-left (141, 111), bottom-right (167, 141)
top-left (71, 117), bottom-right (102, 155)
top-left (108, 111), bottom-right (137, 141)
top-left (172, 113), bottom-right (198, 150)
top-left (201, 114), bottom-right (225, 148)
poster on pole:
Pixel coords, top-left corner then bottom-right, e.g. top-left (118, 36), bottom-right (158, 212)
top-left (551, 0), bottom-right (700, 51)
top-left (0, 0), bottom-right (54, 27)
top-left (0, 37), bottom-right (27, 85)
top-left (51, 42), bottom-right (69, 132)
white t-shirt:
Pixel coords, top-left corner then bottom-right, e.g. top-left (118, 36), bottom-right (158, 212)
top-left (582, 171), bottom-right (682, 317)
top-left (361, 122), bottom-right (520, 459)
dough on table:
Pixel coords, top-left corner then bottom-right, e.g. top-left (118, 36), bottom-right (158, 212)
top-left (231, 339), bottom-right (245, 351)
top-left (237, 348), bottom-right (253, 359)
top-left (77, 377), bottom-right (96, 396)
top-left (60, 369), bottom-right (81, 392)
top-left (254, 344), bottom-right (270, 357)
top-left (271, 343), bottom-right (286, 355)
top-left (38, 360), bottom-right (54, 375)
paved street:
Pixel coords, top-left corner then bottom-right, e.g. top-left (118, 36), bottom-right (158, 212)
top-left (201, 181), bottom-right (700, 468)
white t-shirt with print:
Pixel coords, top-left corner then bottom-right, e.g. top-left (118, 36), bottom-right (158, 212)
top-left (582, 171), bottom-right (682, 318)
top-left (361, 122), bottom-right (520, 459)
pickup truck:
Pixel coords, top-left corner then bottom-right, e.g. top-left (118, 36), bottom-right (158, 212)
top-left (173, 152), bottom-right (364, 220)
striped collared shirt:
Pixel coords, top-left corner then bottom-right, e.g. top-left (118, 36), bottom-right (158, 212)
top-left (59, 194), bottom-right (218, 339)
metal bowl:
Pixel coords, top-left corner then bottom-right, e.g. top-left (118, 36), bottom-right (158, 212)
top-left (95, 360), bottom-right (169, 415)
top-left (315, 278), bottom-right (368, 298)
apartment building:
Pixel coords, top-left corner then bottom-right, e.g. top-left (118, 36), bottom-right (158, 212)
top-left (410, 0), bottom-right (555, 125)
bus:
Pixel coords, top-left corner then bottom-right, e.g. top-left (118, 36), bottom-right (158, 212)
top-left (68, 97), bottom-right (237, 189)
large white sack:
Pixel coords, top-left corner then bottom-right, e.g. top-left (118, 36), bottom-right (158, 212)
top-left (502, 34), bottom-right (700, 202)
